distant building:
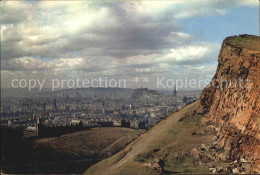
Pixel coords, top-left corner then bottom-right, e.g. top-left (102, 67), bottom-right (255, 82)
top-left (131, 88), bottom-right (157, 99)
top-left (7, 120), bottom-right (11, 127)
top-left (173, 86), bottom-right (177, 97)
top-left (24, 118), bottom-right (39, 137)
top-left (71, 119), bottom-right (80, 125)
top-left (53, 96), bottom-right (57, 111)
top-left (113, 120), bottom-right (121, 127)
top-left (102, 107), bottom-right (105, 115)
top-left (97, 121), bottom-right (113, 127)
top-left (42, 103), bottom-right (47, 117)
top-left (130, 119), bottom-right (139, 129)
top-left (183, 95), bottom-right (196, 104)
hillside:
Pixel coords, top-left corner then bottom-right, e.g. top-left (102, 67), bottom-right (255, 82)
top-left (85, 35), bottom-right (260, 175)
top-left (85, 101), bottom-right (218, 175)
top-left (1, 127), bottom-right (142, 174)
top-left (34, 127), bottom-right (142, 161)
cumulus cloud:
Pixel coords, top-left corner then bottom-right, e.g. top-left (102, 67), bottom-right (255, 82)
top-left (0, 1), bottom-right (193, 60)
top-left (1, 0), bottom-right (254, 60)
top-left (161, 42), bottom-right (220, 64)
top-left (0, 0), bottom-right (258, 89)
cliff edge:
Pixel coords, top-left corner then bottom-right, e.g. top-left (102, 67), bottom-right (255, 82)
top-left (85, 35), bottom-right (260, 175)
top-left (197, 34), bottom-right (260, 173)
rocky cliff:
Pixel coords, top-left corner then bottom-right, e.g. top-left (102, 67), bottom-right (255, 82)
top-left (85, 35), bottom-right (259, 175)
top-left (197, 34), bottom-right (260, 173)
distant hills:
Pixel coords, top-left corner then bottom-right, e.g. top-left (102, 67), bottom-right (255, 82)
top-left (1, 87), bottom-right (201, 99)
top-left (85, 35), bottom-right (260, 174)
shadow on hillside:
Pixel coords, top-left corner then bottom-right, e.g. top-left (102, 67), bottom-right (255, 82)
top-left (163, 170), bottom-right (181, 174)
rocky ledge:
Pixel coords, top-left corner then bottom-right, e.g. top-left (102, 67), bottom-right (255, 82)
top-left (196, 34), bottom-right (260, 173)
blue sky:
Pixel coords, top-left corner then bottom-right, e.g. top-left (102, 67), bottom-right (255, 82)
top-left (1, 1), bottom-right (259, 90)
top-left (182, 6), bottom-right (259, 44)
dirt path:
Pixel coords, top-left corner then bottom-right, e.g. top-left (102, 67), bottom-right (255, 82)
top-left (97, 101), bottom-right (198, 175)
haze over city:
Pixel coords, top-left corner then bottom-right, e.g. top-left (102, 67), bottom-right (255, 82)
top-left (1, 0), bottom-right (260, 174)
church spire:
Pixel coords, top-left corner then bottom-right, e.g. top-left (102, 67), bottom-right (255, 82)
top-left (173, 86), bottom-right (177, 97)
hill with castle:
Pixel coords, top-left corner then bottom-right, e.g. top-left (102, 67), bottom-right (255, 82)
top-left (85, 35), bottom-right (260, 174)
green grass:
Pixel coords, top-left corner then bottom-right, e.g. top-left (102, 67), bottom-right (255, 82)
top-left (132, 110), bottom-right (214, 174)
top-left (34, 127), bottom-right (142, 161)
top-left (85, 102), bottom-right (216, 175)
top-left (85, 146), bottom-right (131, 175)
top-left (110, 161), bottom-right (158, 175)
top-left (225, 34), bottom-right (260, 52)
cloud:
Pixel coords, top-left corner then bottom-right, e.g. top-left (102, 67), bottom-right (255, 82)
top-left (161, 42), bottom-right (220, 64)
top-left (0, 2), bottom-right (32, 24)
top-left (161, 0), bottom-right (259, 19)
top-left (0, 0), bottom-right (257, 89)
top-left (0, 1), bottom-right (191, 60)
top-left (2, 57), bottom-right (49, 71)
top-left (2, 1), bottom-right (256, 61)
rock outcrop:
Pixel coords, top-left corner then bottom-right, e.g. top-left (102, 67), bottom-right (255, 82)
top-left (144, 158), bottom-right (165, 175)
top-left (197, 34), bottom-right (260, 173)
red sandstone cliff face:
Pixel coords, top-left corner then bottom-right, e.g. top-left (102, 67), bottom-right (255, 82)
top-left (197, 35), bottom-right (260, 173)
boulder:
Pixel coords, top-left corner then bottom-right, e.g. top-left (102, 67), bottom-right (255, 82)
top-left (197, 35), bottom-right (260, 173)
top-left (144, 158), bottom-right (165, 174)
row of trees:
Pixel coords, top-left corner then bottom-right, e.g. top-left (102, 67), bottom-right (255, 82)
top-left (37, 122), bottom-right (87, 137)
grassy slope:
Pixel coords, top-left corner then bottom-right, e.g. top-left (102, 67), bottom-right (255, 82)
top-left (34, 127), bottom-right (142, 161)
top-left (225, 35), bottom-right (260, 52)
top-left (85, 101), bottom-right (216, 175)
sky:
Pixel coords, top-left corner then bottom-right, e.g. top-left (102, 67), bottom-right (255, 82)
top-left (0, 0), bottom-right (259, 91)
